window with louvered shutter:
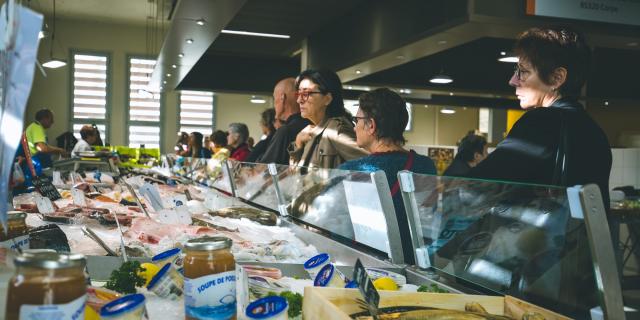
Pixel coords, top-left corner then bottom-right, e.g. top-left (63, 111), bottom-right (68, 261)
top-left (72, 53), bottom-right (108, 142)
top-left (127, 57), bottom-right (161, 148)
top-left (179, 90), bottom-right (214, 136)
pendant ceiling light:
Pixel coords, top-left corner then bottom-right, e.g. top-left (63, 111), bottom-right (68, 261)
top-left (429, 68), bottom-right (453, 84)
top-left (43, 0), bottom-right (66, 69)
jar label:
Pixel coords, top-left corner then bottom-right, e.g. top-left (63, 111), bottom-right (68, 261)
top-left (0, 235), bottom-right (30, 250)
top-left (19, 294), bottom-right (86, 320)
top-left (184, 271), bottom-right (236, 320)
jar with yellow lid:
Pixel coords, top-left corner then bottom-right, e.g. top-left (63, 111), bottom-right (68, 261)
top-left (183, 236), bottom-right (236, 320)
top-left (5, 251), bottom-right (88, 320)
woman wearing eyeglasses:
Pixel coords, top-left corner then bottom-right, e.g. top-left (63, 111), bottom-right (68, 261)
top-left (470, 26), bottom-right (611, 205)
top-left (289, 69), bottom-right (367, 168)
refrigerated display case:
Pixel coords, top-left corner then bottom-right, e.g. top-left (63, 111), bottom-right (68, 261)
top-left (4, 156), bottom-right (627, 319)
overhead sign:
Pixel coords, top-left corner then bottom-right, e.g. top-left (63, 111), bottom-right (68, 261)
top-left (526, 0), bottom-right (640, 26)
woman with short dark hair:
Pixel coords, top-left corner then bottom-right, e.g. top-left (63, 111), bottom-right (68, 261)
top-left (290, 69), bottom-right (367, 168)
top-left (470, 26), bottom-right (611, 204)
top-left (339, 88), bottom-right (436, 264)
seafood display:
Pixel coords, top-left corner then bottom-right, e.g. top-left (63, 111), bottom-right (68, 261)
top-left (351, 302), bottom-right (547, 320)
top-left (12, 173), bottom-right (318, 263)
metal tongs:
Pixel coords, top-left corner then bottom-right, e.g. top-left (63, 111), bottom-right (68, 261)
top-left (81, 226), bottom-right (118, 256)
top-left (121, 180), bottom-right (151, 218)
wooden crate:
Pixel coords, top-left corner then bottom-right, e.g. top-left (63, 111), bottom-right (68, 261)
top-left (302, 287), bottom-right (572, 320)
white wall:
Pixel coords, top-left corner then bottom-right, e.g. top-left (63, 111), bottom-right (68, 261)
top-left (215, 93), bottom-right (272, 142)
top-left (610, 148), bottom-right (640, 190)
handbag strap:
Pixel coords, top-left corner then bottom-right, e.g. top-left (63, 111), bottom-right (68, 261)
top-left (301, 126), bottom-right (327, 168)
top-left (390, 150), bottom-right (416, 196)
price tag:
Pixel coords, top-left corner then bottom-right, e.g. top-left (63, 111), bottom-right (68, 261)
top-left (52, 171), bottom-right (64, 186)
top-left (71, 188), bottom-right (87, 207)
top-left (139, 183), bottom-right (164, 211)
top-left (35, 194), bottom-right (55, 214)
top-left (352, 259), bottom-right (379, 318)
top-left (33, 176), bottom-right (62, 201)
top-left (163, 194), bottom-right (188, 209)
top-left (157, 206), bottom-right (192, 225)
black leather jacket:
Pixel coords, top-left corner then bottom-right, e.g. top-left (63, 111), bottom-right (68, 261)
top-left (470, 98), bottom-right (612, 206)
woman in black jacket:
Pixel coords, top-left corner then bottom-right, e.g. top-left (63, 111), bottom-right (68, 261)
top-left (470, 26), bottom-right (612, 205)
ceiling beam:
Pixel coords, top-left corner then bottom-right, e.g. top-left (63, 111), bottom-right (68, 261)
top-left (149, 0), bottom-right (247, 91)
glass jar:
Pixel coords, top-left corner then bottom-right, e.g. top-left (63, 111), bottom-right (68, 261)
top-left (5, 252), bottom-right (87, 320)
top-left (0, 211), bottom-right (28, 242)
top-left (183, 236), bottom-right (236, 320)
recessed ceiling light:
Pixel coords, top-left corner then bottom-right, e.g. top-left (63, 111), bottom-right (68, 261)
top-left (250, 96), bottom-right (266, 104)
top-left (221, 29), bottom-right (290, 39)
top-left (166, 73), bottom-right (172, 77)
top-left (196, 19), bottom-right (205, 26)
top-left (449, 92), bottom-right (454, 96)
top-left (186, 38), bottom-right (194, 44)
top-left (171, 64), bottom-right (177, 68)
top-left (429, 74), bottom-right (453, 84)
top-left (347, 86), bottom-right (353, 90)
top-left (38, 31), bottom-right (46, 39)
top-left (163, 80), bottom-right (167, 84)
top-left (424, 105), bottom-right (429, 108)
top-left (500, 51), bottom-right (506, 56)
top-left (440, 107), bottom-right (456, 114)
top-left (355, 70), bottom-right (362, 74)
top-left (178, 53), bottom-right (184, 58)
top-left (604, 101), bottom-right (609, 106)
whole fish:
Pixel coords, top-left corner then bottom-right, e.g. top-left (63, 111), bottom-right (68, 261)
top-left (352, 302), bottom-right (518, 320)
top-left (209, 207), bottom-right (277, 226)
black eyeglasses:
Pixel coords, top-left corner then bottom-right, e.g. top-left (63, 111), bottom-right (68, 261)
top-left (351, 115), bottom-right (369, 124)
top-left (513, 65), bottom-right (531, 81)
top-left (295, 90), bottom-right (324, 102)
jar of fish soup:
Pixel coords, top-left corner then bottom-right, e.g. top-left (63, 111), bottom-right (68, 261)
top-left (0, 211), bottom-right (29, 248)
top-left (5, 252), bottom-right (87, 320)
top-left (183, 236), bottom-right (236, 320)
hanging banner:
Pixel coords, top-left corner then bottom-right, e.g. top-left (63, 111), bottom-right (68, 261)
top-left (526, 0), bottom-right (640, 26)
top-left (0, 2), bottom-right (43, 229)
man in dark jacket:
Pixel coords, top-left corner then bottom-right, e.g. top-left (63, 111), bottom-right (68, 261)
top-left (444, 133), bottom-right (488, 177)
top-left (258, 78), bottom-right (310, 165)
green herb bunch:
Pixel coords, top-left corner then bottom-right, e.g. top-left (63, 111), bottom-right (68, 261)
top-left (105, 261), bottom-right (147, 294)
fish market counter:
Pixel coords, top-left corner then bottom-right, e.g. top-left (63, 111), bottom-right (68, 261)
top-left (1, 158), bottom-right (627, 319)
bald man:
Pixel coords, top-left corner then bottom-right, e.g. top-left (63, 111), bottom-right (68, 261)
top-left (257, 78), bottom-right (311, 165)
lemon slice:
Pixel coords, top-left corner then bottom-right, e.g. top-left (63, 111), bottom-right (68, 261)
top-left (373, 277), bottom-right (398, 291)
top-left (139, 263), bottom-right (160, 287)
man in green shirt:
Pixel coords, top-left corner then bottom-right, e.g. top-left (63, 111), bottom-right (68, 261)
top-left (25, 109), bottom-right (67, 168)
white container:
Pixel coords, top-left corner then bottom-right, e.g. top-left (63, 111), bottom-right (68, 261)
top-left (245, 296), bottom-right (288, 320)
top-left (99, 293), bottom-right (146, 320)
top-left (146, 263), bottom-right (183, 300)
top-left (314, 264), bottom-right (346, 288)
top-left (303, 253), bottom-right (330, 280)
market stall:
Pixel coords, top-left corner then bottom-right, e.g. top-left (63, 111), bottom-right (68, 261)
top-left (1, 154), bottom-right (626, 319)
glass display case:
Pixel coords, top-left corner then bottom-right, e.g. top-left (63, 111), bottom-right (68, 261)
top-left (164, 157), bottom-right (624, 318)
top-left (397, 172), bottom-right (623, 319)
